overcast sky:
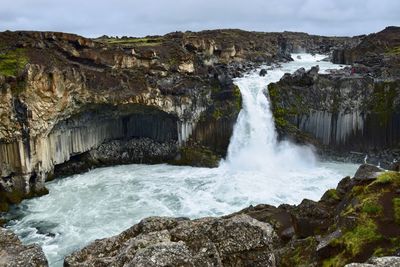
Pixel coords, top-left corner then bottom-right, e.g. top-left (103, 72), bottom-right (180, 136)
top-left (1, 0), bottom-right (399, 38)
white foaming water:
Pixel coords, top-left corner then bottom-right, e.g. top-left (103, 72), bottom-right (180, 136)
top-left (5, 54), bottom-right (358, 267)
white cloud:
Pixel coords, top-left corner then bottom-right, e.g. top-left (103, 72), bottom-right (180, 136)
top-left (0, 0), bottom-right (399, 37)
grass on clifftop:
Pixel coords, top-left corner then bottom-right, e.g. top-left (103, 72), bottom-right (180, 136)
top-left (97, 37), bottom-right (163, 47)
top-left (0, 48), bottom-right (28, 77)
top-left (386, 45), bottom-right (400, 55)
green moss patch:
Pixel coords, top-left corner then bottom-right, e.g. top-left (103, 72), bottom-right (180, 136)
top-left (170, 146), bottom-right (220, 168)
top-left (362, 201), bottom-right (383, 215)
top-left (371, 171), bottom-right (400, 186)
top-left (371, 82), bottom-right (397, 126)
top-left (385, 45), bottom-right (400, 55)
top-left (98, 37), bottom-right (164, 47)
top-left (0, 48), bottom-right (28, 77)
top-left (280, 237), bottom-right (317, 267)
top-left (393, 198), bottom-right (400, 225)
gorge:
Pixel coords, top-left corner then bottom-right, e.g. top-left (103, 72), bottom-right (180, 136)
top-left (1, 26), bottom-right (400, 267)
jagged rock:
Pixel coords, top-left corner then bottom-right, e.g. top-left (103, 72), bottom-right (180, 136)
top-left (316, 229), bottom-right (343, 258)
top-left (259, 69), bottom-right (267, 76)
top-left (64, 214), bottom-right (278, 267)
top-left (0, 227), bottom-right (48, 267)
top-left (353, 164), bottom-right (384, 181)
top-left (345, 256), bottom-right (400, 267)
top-left (231, 204), bottom-right (293, 240)
top-left (290, 199), bottom-right (331, 238)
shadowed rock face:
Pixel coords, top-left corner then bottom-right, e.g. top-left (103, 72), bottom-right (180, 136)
top-left (0, 29), bottom-right (356, 210)
top-left (0, 227), bottom-right (48, 267)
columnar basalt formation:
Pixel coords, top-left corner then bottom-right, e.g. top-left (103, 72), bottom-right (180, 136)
top-left (0, 29), bottom-right (356, 210)
top-left (268, 27), bottom-right (400, 166)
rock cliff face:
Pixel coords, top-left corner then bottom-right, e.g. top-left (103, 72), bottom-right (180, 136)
top-left (65, 164), bottom-right (400, 266)
top-left (269, 27), bottom-right (400, 166)
top-left (0, 29), bottom-right (355, 211)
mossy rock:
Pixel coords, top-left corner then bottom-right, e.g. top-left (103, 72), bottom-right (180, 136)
top-left (170, 146), bottom-right (220, 168)
top-left (0, 48), bottom-right (28, 77)
top-left (322, 171), bottom-right (400, 266)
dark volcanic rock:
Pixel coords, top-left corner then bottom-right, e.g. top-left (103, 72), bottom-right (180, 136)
top-left (64, 214), bottom-right (278, 267)
top-left (0, 227), bottom-right (48, 267)
top-left (259, 69), bottom-right (268, 76)
top-left (353, 163), bottom-right (384, 181)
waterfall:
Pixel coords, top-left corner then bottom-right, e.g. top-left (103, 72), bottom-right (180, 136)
top-left (224, 54), bottom-right (342, 172)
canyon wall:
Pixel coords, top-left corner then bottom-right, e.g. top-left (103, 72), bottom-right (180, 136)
top-left (0, 29), bottom-right (357, 210)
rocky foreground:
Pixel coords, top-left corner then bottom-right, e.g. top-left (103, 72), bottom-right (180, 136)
top-left (0, 227), bottom-right (47, 266)
top-left (1, 164), bottom-right (400, 266)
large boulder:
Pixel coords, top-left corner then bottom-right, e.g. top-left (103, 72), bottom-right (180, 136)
top-left (0, 227), bottom-right (48, 267)
top-left (345, 257), bottom-right (400, 267)
top-left (64, 214), bottom-right (278, 267)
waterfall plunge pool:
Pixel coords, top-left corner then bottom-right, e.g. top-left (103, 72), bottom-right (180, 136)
top-left (4, 54), bottom-right (359, 267)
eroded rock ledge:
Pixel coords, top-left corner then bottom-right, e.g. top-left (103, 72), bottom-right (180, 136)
top-left (64, 164), bottom-right (400, 266)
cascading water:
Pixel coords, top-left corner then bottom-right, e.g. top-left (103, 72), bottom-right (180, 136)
top-left (3, 54), bottom-right (358, 267)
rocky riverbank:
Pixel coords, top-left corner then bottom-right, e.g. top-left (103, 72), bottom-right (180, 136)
top-left (60, 164), bottom-right (400, 266)
top-left (0, 227), bottom-right (48, 266)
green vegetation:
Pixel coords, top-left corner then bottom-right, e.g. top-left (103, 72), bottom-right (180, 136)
top-left (371, 82), bottom-right (397, 126)
top-left (361, 201), bottom-right (382, 215)
top-left (394, 198), bottom-right (400, 225)
top-left (280, 237), bottom-right (317, 267)
top-left (371, 171), bottom-right (400, 186)
top-left (0, 48), bottom-right (28, 77)
top-left (324, 217), bottom-right (381, 267)
top-left (385, 45), bottom-right (400, 55)
top-left (326, 189), bottom-right (340, 201)
top-left (233, 84), bottom-right (242, 111)
top-left (98, 37), bottom-right (163, 47)
top-left (170, 146), bottom-right (220, 168)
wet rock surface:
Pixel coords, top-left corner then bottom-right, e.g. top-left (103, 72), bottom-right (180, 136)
top-left (0, 227), bottom-right (48, 267)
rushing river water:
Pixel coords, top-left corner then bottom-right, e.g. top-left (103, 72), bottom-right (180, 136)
top-left (4, 54), bottom-right (358, 266)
